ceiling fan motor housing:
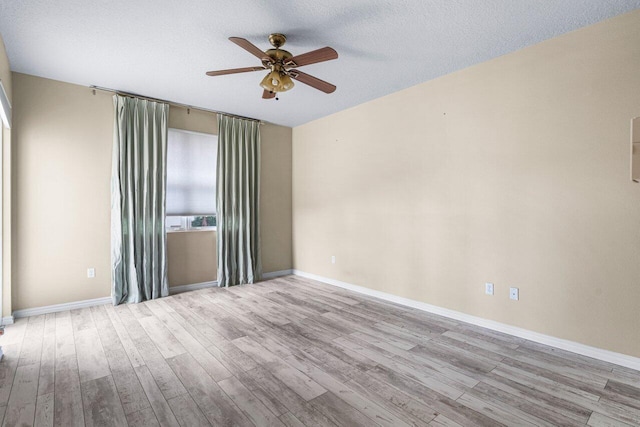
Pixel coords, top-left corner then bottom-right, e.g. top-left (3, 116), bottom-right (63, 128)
top-left (265, 49), bottom-right (293, 63)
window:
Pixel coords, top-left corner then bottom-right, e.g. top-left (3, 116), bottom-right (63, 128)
top-left (166, 128), bottom-right (217, 231)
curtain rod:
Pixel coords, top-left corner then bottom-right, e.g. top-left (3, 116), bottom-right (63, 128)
top-left (89, 85), bottom-right (265, 124)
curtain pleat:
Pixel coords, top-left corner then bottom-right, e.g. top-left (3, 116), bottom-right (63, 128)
top-left (217, 114), bottom-right (261, 287)
top-left (111, 95), bottom-right (169, 304)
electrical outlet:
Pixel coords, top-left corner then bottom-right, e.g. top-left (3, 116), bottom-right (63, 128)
top-left (331, 256), bottom-right (336, 264)
top-left (485, 282), bottom-right (494, 295)
top-left (87, 268), bottom-right (95, 278)
top-left (509, 287), bottom-right (519, 301)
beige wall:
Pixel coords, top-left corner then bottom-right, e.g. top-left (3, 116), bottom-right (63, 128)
top-left (293, 10), bottom-right (640, 358)
top-left (13, 75), bottom-right (113, 309)
top-left (12, 73), bottom-right (292, 310)
top-left (0, 35), bottom-right (12, 318)
top-left (261, 123), bottom-right (293, 273)
top-left (167, 231), bottom-right (217, 287)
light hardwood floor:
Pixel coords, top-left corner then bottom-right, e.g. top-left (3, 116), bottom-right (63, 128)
top-left (0, 275), bottom-right (639, 426)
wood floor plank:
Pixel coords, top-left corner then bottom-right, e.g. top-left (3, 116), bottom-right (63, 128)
top-left (166, 394), bottom-right (210, 427)
top-left (80, 375), bottom-right (127, 427)
top-left (499, 356), bottom-right (604, 397)
top-left (284, 353), bottom-right (412, 427)
top-left (2, 363), bottom-right (39, 427)
top-left (34, 392), bottom-right (54, 427)
top-left (366, 364), bottom-right (505, 427)
top-left (454, 324), bottom-right (525, 349)
top-left (134, 365), bottom-right (180, 427)
top-left (129, 302), bottom-right (154, 320)
top-left (218, 376), bottom-right (285, 427)
top-left (111, 367), bottom-right (151, 415)
top-left (113, 306), bottom-right (187, 400)
top-left (165, 298), bottom-right (232, 345)
top-left (126, 407), bottom-right (160, 427)
top-left (455, 392), bottom-right (538, 427)
top-left (308, 391), bottom-right (372, 427)
top-left (246, 330), bottom-right (300, 361)
top-left (609, 368), bottom-right (640, 389)
top-left (429, 414), bottom-right (463, 426)
top-left (137, 316), bottom-right (186, 360)
top-left (70, 308), bottom-right (96, 333)
top-left (279, 412), bottom-right (306, 427)
top-left (481, 373), bottom-right (591, 424)
top-left (586, 398), bottom-right (640, 426)
top-left (507, 349), bottom-right (609, 390)
top-left (519, 339), bottom-right (618, 373)
top-left (588, 411), bottom-right (635, 427)
top-left (296, 346), bottom-right (356, 383)
top-left (232, 336), bottom-right (326, 401)
top-left (155, 300), bottom-right (214, 348)
top-left (431, 333), bottom-right (505, 363)
top-left (54, 312), bottom-right (75, 360)
top-left (604, 380), bottom-right (640, 410)
top-left (235, 369), bottom-right (290, 417)
top-left (91, 305), bottom-right (134, 374)
top-left (470, 380), bottom-right (583, 426)
top-left (145, 300), bottom-right (232, 381)
top-left (103, 304), bottom-right (145, 369)
top-left (492, 362), bottom-right (601, 405)
top-left (53, 355), bottom-right (84, 427)
top-left (0, 342), bottom-right (23, 407)
top-left (139, 349), bottom-right (188, 401)
top-left (242, 366), bottom-right (338, 426)
top-left (166, 353), bottom-right (253, 427)
top-left (207, 340), bottom-right (259, 374)
top-left (18, 315), bottom-right (45, 367)
top-left (38, 314), bottom-right (56, 397)
top-left (346, 370), bottom-right (438, 426)
top-left (344, 328), bottom-right (479, 390)
top-left (334, 335), bottom-right (465, 400)
top-left (75, 328), bottom-right (110, 383)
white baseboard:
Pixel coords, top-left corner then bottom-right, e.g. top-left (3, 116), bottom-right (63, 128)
top-left (10, 271), bottom-right (292, 319)
top-left (169, 281), bottom-right (218, 294)
top-left (170, 270), bottom-right (292, 293)
top-left (262, 269), bottom-right (294, 280)
top-left (292, 270), bottom-right (640, 371)
top-left (13, 296), bottom-right (112, 319)
top-left (168, 269), bottom-right (293, 294)
top-left (10, 282), bottom-right (219, 318)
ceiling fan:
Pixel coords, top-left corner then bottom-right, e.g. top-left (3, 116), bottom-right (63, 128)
top-left (206, 34), bottom-right (338, 100)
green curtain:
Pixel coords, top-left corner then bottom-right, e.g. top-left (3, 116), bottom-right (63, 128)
top-left (111, 95), bottom-right (169, 304)
top-left (217, 114), bottom-right (262, 286)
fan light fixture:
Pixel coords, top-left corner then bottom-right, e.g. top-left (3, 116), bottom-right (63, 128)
top-left (260, 68), bottom-right (294, 93)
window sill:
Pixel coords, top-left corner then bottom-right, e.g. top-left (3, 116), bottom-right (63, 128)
top-left (166, 227), bottom-right (217, 234)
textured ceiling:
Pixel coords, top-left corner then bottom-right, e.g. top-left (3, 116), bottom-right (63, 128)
top-left (1, 1), bottom-right (639, 127)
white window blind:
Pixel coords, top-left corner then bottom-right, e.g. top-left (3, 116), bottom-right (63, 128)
top-left (166, 128), bottom-right (217, 216)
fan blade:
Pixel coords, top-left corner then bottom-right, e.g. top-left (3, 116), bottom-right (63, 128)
top-left (289, 70), bottom-right (336, 93)
top-left (262, 90), bottom-right (276, 99)
top-left (206, 66), bottom-right (265, 77)
top-left (229, 37), bottom-right (272, 63)
top-left (285, 47), bottom-right (338, 68)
